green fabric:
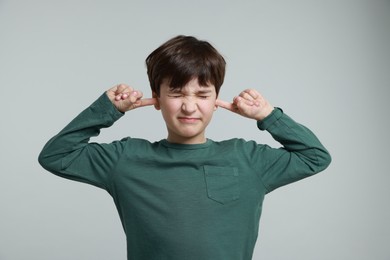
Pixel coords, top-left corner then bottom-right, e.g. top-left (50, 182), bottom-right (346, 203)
top-left (38, 93), bottom-right (331, 260)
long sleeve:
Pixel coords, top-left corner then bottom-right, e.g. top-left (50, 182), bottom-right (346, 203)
top-left (250, 108), bottom-right (331, 193)
top-left (38, 93), bottom-right (125, 191)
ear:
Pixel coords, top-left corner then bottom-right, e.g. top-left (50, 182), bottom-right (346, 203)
top-left (152, 92), bottom-right (160, 110)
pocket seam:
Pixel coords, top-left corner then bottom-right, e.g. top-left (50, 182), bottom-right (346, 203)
top-left (203, 165), bottom-right (240, 204)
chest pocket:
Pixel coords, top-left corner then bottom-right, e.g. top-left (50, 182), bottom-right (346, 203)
top-left (203, 165), bottom-right (239, 204)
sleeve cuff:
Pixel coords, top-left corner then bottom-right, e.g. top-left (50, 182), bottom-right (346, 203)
top-left (257, 107), bottom-right (283, 131)
top-left (95, 92), bottom-right (124, 121)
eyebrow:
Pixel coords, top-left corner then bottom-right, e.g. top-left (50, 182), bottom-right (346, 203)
top-left (196, 89), bottom-right (212, 94)
top-left (168, 88), bottom-right (213, 94)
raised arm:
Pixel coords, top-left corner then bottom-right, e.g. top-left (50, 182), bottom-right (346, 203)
top-left (217, 88), bottom-right (331, 192)
top-left (38, 84), bottom-right (156, 190)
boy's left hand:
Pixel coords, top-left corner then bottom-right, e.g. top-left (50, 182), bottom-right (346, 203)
top-left (216, 89), bottom-right (274, 121)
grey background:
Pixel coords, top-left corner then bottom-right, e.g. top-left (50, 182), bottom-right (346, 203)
top-left (1, 0), bottom-right (389, 259)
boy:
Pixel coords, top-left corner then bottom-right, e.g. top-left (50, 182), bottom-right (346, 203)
top-left (38, 35), bottom-right (331, 260)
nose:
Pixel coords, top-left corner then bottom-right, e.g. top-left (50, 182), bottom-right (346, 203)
top-left (181, 97), bottom-right (197, 114)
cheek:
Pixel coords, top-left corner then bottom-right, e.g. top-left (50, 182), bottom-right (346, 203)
top-left (160, 100), bottom-right (181, 113)
top-left (199, 101), bottom-right (217, 114)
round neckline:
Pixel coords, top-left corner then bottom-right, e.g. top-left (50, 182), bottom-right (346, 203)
top-left (160, 139), bottom-right (212, 150)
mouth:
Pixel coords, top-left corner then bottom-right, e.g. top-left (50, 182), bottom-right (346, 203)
top-left (178, 117), bottom-right (201, 123)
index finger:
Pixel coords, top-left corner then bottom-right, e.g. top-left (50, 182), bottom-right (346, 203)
top-left (216, 99), bottom-right (235, 112)
top-left (136, 98), bottom-right (158, 108)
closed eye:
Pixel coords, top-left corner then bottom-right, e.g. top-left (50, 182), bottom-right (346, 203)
top-left (197, 90), bottom-right (212, 99)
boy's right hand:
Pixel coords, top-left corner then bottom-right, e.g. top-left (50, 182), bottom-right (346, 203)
top-left (106, 84), bottom-right (157, 113)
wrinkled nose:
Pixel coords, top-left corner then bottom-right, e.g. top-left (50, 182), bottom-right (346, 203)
top-left (181, 98), bottom-right (197, 114)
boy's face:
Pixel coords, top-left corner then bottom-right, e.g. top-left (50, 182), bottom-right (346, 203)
top-left (155, 78), bottom-right (218, 144)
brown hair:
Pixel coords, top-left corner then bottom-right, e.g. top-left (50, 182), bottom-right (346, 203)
top-left (146, 35), bottom-right (226, 96)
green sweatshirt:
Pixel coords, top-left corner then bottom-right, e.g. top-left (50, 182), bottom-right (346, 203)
top-left (38, 93), bottom-right (331, 260)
